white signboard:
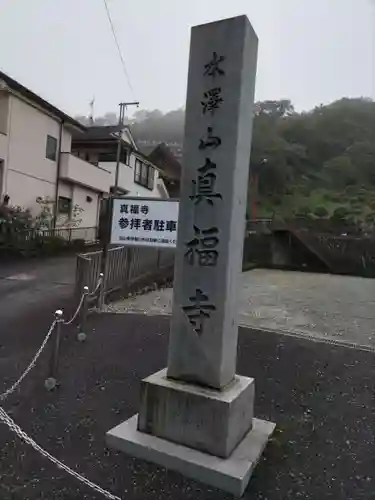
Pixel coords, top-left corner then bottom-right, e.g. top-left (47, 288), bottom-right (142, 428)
top-left (111, 197), bottom-right (179, 248)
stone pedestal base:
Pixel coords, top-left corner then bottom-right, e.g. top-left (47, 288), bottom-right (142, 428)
top-left (106, 369), bottom-right (275, 496)
top-left (137, 368), bottom-right (254, 458)
top-left (106, 414), bottom-right (275, 497)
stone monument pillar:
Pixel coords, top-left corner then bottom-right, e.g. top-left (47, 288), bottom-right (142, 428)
top-left (107, 15), bottom-right (275, 497)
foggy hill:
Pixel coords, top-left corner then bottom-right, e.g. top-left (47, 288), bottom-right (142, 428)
top-left (76, 97), bottom-right (375, 225)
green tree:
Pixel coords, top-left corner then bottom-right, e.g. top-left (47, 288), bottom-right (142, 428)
top-left (314, 206), bottom-right (329, 218)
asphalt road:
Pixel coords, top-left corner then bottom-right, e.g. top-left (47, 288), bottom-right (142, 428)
top-left (0, 256), bottom-right (76, 328)
top-left (0, 313), bottom-right (373, 500)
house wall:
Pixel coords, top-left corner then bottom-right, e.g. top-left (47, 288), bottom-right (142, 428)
top-left (0, 93), bottom-right (9, 135)
top-left (6, 168), bottom-right (55, 214)
top-left (61, 127), bottom-right (72, 152)
top-left (57, 181), bottom-right (100, 228)
top-left (4, 95), bottom-right (61, 213)
top-left (58, 182), bottom-right (73, 199)
top-left (0, 87), bottom-right (105, 235)
top-left (7, 95), bottom-right (60, 184)
top-left (60, 153), bottom-right (111, 193)
top-left (0, 132), bottom-right (7, 162)
top-left (72, 184), bottom-right (100, 228)
top-left (102, 161), bottom-right (134, 193)
top-left (0, 94), bottom-right (10, 196)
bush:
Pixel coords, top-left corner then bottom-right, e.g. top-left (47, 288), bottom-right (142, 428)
top-left (356, 193), bottom-right (367, 202)
top-left (329, 193), bottom-right (343, 203)
top-left (314, 206), bottom-right (328, 218)
top-left (41, 236), bottom-right (67, 255)
top-left (351, 206), bottom-right (363, 215)
top-left (332, 206), bottom-right (350, 220)
top-left (272, 196), bottom-right (282, 206)
top-left (350, 201), bottom-right (363, 211)
top-left (298, 186), bottom-right (311, 197)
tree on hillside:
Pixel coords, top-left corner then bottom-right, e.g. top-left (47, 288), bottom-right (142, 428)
top-left (76, 97), bottom-right (375, 223)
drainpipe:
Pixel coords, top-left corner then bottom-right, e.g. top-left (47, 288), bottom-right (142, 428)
top-left (53, 119), bottom-right (64, 229)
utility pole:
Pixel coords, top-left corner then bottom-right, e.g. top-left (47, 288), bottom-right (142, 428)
top-left (89, 96), bottom-right (95, 125)
top-left (99, 100), bottom-right (139, 309)
top-left (114, 101), bottom-right (139, 193)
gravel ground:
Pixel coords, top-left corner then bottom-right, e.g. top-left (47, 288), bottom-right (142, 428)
top-left (105, 269), bottom-right (375, 349)
top-left (0, 313), bottom-right (374, 500)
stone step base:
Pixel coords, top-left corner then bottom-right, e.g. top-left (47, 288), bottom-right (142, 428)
top-left (106, 414), bottom-right (275, 497)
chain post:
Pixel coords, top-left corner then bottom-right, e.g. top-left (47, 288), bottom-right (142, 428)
top-left (45, 310), bottom-right (63, 391)
top-left (77, 286), bottom-right (89, 342)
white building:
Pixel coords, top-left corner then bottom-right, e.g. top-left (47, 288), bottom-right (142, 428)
top-left (0, 71), bottom-right (167, 234)
top-left (71, 125), bottom-right (169, 199)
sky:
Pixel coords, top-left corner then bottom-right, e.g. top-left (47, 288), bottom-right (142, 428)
top-left (0, 0), bottom-right (374, 119)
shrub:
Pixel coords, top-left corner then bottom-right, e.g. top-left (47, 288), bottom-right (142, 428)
top-left (351, 206), bottom-right (363, 215)
top-left (365, 213), bottom-right (375, 223)
top-left (298, 186), bottom-right (311, 197)
top-left (41, 236), bottom-right (67, 255)
top-left (332, 206), bottom-right (350, 220)
top-left (345, 186), bottom-right (357, 196)
top-left (294, 206), bottom-right (311, 218)
top-left (350, 200), bottom-right (363, 210)
top-left (314, 206), bottom-right (328, 218)
top-left (329, 193), bottom-right (343, 203)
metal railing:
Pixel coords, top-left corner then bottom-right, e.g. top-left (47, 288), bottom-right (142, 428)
top-left (75, 245), bottom-right (175, 305)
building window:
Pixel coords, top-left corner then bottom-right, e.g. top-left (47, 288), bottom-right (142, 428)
top-left (121, 149), bottom-right (129, 165)
top-left (58, 196), bottom-right (72, 215)
top-left (147, 167), bottom-right (155, 190)
top-left (135, 159), bottom-right (142, 183)
top-left (98, 152), bottom-right (117, 162)
top-left (97, 148), bottom-right (129, 164)
top-left (46, 135), bottom-right (57, 161)
top-left (134, 159), bottom-right (155, 190)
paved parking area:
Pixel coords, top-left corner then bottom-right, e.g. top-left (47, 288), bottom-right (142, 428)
top-left (106, 269), bottom-right (375, 349)
top-left (0, 313), bottom-right (374, 500)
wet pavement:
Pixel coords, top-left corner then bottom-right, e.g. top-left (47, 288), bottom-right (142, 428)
top-left (0, 256), bottom-right (76, 324)
top-left (0, 313), bottom-right (374, 500)
top-left (105, 269), bottom-right (375, 350)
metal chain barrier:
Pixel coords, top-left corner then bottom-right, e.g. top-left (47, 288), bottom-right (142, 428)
top-left (0, 319), bottom-right (57, 402)
top-left (63, 290), bottom-right (87, 326)
top-left (0, 272), bottom-right (121, 499)
top-left (77, 273), bottom-right (103, 342)
top-left (0, 273), bottom-right (104, 396)
top-left (0, 406), bottom-right (122, 500)
top-left (64, 273), bottom-right (103, 327)
top-left (90, 273), bottom-right (104, 297)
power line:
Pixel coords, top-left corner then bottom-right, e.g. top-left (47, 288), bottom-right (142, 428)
top-left (102, 0), bottom-right (136, 99)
